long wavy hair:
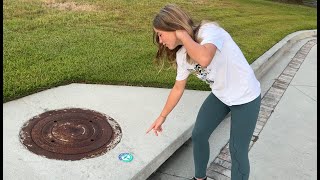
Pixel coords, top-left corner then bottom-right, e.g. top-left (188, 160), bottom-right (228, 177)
top-left (153, 4), bottom-right (203, 69)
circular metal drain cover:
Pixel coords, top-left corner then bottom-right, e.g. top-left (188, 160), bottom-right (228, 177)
top-left (19, 108), bottom-right (122, 161)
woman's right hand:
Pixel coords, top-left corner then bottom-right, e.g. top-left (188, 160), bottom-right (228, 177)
top-left (146, 80), bottom-right (187, 136)
top-left (146, 116), bottom-right (166, 136)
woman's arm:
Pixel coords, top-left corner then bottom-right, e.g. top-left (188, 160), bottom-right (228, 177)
top-left (146, 79), bottom-right (187, 136)
top-left (159, 79), bottom-right (187, 118)
top-left (176, 30), bottom-right (217, 67)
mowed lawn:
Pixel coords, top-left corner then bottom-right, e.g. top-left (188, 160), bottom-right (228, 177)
top-left (3, 0), bottom-right (317, 102)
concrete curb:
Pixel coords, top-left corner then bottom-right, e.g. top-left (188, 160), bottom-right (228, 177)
top-left (251, 29), bottom-right (317, 80)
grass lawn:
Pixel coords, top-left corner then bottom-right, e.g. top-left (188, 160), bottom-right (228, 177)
top-left (3, 0), bottom-right (317, 102)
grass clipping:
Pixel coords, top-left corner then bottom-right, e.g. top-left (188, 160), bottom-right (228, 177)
top-left (43, 0), bottom-right (98, 11)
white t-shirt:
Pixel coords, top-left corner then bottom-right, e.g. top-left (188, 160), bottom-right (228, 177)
top-left (176, 23), bottom-right (261, 106)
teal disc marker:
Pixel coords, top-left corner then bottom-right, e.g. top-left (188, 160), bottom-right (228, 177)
top-left (118, 153), bottom-right (133, 162)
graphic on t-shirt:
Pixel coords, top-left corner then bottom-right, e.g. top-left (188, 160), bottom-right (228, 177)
top-left (187, 64), bottom-right (214, 84)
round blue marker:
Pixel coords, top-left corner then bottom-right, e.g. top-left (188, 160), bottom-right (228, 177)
top-left (118, 153), bottom-right (133, 162)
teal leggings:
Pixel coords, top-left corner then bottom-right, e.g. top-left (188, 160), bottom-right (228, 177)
top-left (192, 93), bottom-right (261, 180)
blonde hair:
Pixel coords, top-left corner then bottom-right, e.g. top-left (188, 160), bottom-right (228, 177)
top-left (153, 4), bottom-right (218, 69)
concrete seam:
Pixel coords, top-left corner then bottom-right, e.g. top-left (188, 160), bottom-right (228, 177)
top-left (291, 85), bottom-right (317, 102)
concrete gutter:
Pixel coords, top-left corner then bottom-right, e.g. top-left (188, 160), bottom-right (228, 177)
top-left (251, 29), bottom-right (317, 80)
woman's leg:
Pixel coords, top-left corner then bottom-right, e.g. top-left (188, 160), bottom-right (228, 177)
top-left (229, 95), bottom-right (261, 180)
top-left (192, 93), bottom-right (230, 179)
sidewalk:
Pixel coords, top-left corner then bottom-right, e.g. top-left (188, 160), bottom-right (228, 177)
top-left (148, 38), bottom-right (317, 180)
top-left (249, 39), bottom-right (317, 180)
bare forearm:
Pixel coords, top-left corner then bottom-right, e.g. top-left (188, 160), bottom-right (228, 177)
top-left (160, 86), bottom-right (184, 117)
top-left (146, 81), bottom-right (186, 135)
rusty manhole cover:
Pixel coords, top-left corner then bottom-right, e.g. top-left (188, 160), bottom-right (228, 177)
top-left (19, 108), bottom-right (122, 161)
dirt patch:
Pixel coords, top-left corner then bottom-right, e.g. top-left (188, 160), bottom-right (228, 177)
top-left (43, 0), bottom-right (98, 11)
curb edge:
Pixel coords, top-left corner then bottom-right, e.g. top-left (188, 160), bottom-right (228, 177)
top-left (251, 29), bottom-right (317, 80)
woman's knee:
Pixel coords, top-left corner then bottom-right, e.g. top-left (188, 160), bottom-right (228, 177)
top-left (192, 128), bottom-right (210, 142)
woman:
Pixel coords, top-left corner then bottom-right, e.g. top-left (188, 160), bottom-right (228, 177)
top-left (146, 4), bottom-right (261, 180)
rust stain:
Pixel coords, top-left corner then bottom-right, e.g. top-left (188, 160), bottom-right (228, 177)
top-left (19, 108), bottom-right (122, 161)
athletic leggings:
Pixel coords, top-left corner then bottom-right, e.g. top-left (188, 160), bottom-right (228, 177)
top-left (192, 93), bottom-right (261, 180)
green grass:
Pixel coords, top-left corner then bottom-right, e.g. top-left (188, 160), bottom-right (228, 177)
top-left (3, 0), bottom-right (317, 102)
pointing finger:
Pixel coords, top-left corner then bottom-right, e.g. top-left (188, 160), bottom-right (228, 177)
top-left (146, 124), bottom-right (155, 134)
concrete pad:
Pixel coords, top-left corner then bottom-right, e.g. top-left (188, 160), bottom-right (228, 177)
top-left (150, 171), bottom-right (215, 180)
top-left (290, 44), bottom-right (317, 87)
top-left (3, 84), bottom-right (210, 180)
top-left (249, 45), bottom-right (317, 180)
top-left (148, 116), bottom-right (231, 179)
top-left (291, 44), bottom-right (317, 100)
top-left (291, 85), bottom-right (317, 101)
top-left (149, 172), bottom-right (188, 180)
top-left (249, 86), bottom-right (317, 180)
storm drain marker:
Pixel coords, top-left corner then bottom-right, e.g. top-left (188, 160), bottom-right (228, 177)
top-left (19, 108), bottom-right (122, 161)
